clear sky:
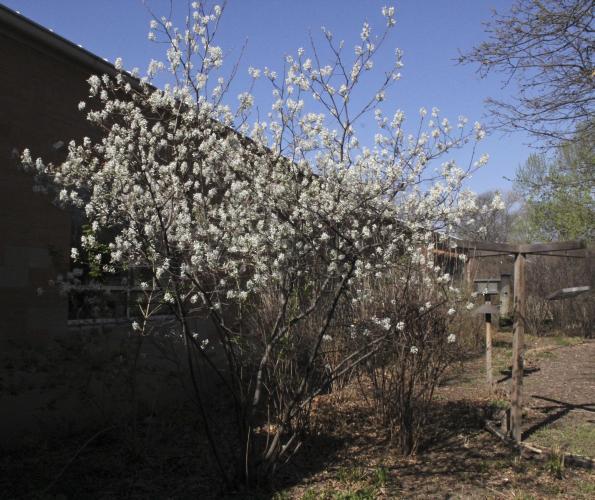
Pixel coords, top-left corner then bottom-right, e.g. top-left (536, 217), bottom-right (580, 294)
top-left (2, 0), bottom-right (534, 194)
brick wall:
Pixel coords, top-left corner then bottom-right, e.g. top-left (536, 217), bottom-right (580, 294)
top-left (0, 25), bottom-right (97, 341)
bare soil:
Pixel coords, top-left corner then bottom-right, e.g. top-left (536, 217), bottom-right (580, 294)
top-left (440, 333), bottom-right (595, 456)
top-left (280, 393), bottom-right (594, 499)
top-left (522, 339), bottom-right (595, 452)
top-left (2, 335), bottom-right (594, 499)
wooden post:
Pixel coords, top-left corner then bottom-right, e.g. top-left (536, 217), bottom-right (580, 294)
top-left (486, 312), bottom-right (493, 392)
top-left (452, 239), bottom-right (586, 438)
top-left (465, 256), bottom-right (478, 288)
top-left (511, 252), bottom-right (526, 443)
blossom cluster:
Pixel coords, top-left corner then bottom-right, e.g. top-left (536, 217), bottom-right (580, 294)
top-left (21, 3), bottom-right (488, 357)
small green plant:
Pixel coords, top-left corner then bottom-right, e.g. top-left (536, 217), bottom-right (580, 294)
top-left (545, 447), bottom-right (565, 479)
top-left (533, 350), bottom-right (555, 360)
top-left (372, 465), bottom-right (388, 488)
top-left (491, 458), bottom-right (510, 470)
top-left (577, 479), bottom-right (595, 496)
top-left (490, 398), bottom-right (509, 410)
top-left (332, 487), bottom-right (376, 500)
top-left (511, 455), bottom-right (528, 474)
top-left (337, 467), bottom-right (366, 484)
top-left (301, 485), bottom-right (376, 500)
top-left (330, 466), bottom-right (389, 499)
top-left (510, 491), bottom-right (536, 500)
top-left (476, 460), bottom-right (490, 473)
top-left (553, 335), bottom-right (581, 347)
top-left (301, 487), bottom-right (320, 500)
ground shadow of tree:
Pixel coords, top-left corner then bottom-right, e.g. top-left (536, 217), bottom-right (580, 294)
top-left (523, 395), bottom-right (595, 441)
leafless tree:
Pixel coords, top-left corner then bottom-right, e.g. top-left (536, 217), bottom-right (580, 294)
top-left (457, 190), bottom-right (521, 242)
top-left (460, 0), bottom-right (594, 147)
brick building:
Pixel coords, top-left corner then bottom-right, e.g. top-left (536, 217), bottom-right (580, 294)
top-left (0, 5), bottom-right (119, 342)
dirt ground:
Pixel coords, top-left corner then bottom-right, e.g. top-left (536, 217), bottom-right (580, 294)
top-left (280, 394), bottom-right (594, 499)
top-left (2, 335), bottom-right (594, 499)
top-left (522, 339), bottom-right (595, 454)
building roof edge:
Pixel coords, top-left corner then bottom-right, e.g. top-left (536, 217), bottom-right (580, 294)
top-left (0, 4), bottom-right (118, 77)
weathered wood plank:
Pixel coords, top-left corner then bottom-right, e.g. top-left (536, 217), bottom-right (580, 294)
top-left (485, 421), bottom-right (595, 470)
top-left (453, 239), bottom-right (519, 254)
top-left (486, 313), bottom-right (493, 392)
top-left (451, 239), bottom-right (585, 256)
top-left (518, 240), bottom-right (586, 254)
top-left (511, 252), bottom-right (526, 443)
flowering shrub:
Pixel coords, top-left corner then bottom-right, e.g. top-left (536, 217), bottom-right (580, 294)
top-left (348, 264), bottom-right (469, 455)
top-left (20, 1), bottom-right (488, 486)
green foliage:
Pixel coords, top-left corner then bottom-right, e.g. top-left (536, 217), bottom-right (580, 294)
top-left (511, 455), bottom-right (528, 474)
top-left (577, 479), bottom-right (595, 496)
top-left (372, 466), bottom-right (388, 489)
top-left (332, 488), bottom-right (376, 500)
top-left (514, 126), bottom-right (594, 242)
top-left (489, 398), bottom-right (510, 410)
top-left (298, 466), bottom-right (390, 499)
top-left (336, 467), bottom-right (367, 484)
top-left (545, 447), bottom-right (565, 480)
top-left (301, 488), bottom-right (319, 500)
top-left (299, 485), bottom-right (377, 500)
top-left (81, 224), bottom-right (111, 280)
top-left (553, 336), bottom-right (581, 347)
top-left (511, 492), bottom-right (536, 500)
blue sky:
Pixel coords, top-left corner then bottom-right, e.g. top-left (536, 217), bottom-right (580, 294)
top-left (3, 0), bottom-right (534, 193)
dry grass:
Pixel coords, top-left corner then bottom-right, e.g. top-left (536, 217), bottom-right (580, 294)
top-left (531, 423), bottom-right (595, 458)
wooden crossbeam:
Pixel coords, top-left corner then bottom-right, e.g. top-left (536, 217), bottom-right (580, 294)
top-left (538, 253), bottom-right (586, 259)
top-left (518, 240), bottom-right (586, 254)
top-left (453, 240), bottom-right (518, 254)
top-left (468, 252), bottom-right (516, 259)
top-left (452, 239), bottom-right (586, 256)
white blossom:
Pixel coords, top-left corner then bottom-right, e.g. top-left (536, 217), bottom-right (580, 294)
top-left (16, 6), bottom-right (495, 457)
top-left (360, 22), bottom-right (371, 41)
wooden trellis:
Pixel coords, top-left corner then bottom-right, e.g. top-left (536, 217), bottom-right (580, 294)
top-left (453, 239), bottom-right (587, 443)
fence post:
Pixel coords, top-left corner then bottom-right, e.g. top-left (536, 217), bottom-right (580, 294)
top-left (486, 311), bottom-right (493, 392)
top-left (511, 252), bottom-right (525, 443)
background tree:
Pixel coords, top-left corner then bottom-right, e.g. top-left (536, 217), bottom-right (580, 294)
top-left (513, 125), bottom-right (594, 241)
top-left (457, 190), bottom-right (520, 242)
top-left (460, 0), bottom-right (594, 147)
